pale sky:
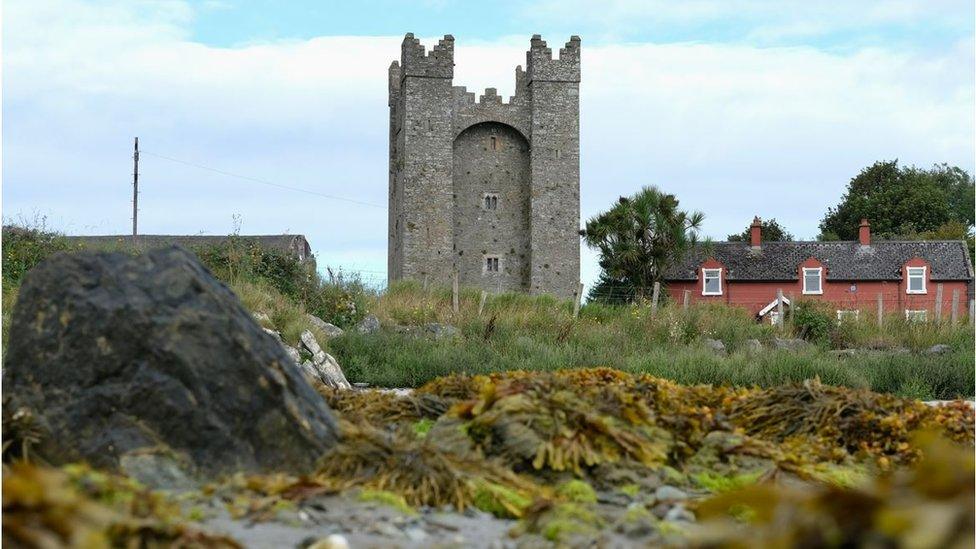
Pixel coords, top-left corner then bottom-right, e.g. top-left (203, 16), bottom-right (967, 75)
top-left (4, 0), bottom-right (974, 290)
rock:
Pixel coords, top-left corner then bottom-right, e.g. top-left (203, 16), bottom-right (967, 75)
top-left (664, 504), bottom-right (695, 522)
top-left (253, 311), bottom-right (271, 324)
top-left (307, 535), bottom-right (350, 549)
top-left (425, 323), bottom-right (459, 340)
top-left (831, 349), bottom-right (858, 358)
top-left (702, 338), bottom-right (726, 354)
top-left (654, 485), bottom-right (688, 503)
top-left (743, 339), bottom-right (762, 353)
top-left (283, 344), bottom-right (302, 365)
top-left (404, 527), bottom-right (429, 542)
top-left (924, 344), bottom-right (951, 355)
top-left (1, 246), bottom-right (338, 478)
top-left (772, 337), bottom-right (811, 351)
top-left (307, 314), bottom-right (344, 338)
top-left (357, 314), bottom-right (381, 335)
top-left (299, 330), bottom-right (352, 390)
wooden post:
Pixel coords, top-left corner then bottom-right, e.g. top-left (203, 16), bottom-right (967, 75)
top-left (572, 283), bottom-right (583, 319)
top-left (950, 289), bottom-right (959, 323)
top-left (423, 274), bottom-right (429, 292)
top-left (970, 299), bottom-right (974, 326)
top-left (651, 282), bottom-right (660, 316)
top-left (452, 270), bottom-right (459, 314)
top-left (876, 292), bottom-right (883, 327)
top-left (478, 290), bottom-right (487, 317)
top-left (682, 290), bottom-right (690, 310)
top-left (776, 289), bottom-right (784, 327)
top-left (132, 137), bottom-right (139, 241)
top-left (934, 283), bottom-right (944, 322)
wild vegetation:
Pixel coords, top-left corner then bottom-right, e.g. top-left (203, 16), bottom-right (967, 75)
top-left (3, 224), bottom-right (974, 400)
top-left (1, 224), bottom-right (370, 348)
top-left (818, 160), bottom-right (975, 256)
top-left (333, 281), bottom-right (974, 400)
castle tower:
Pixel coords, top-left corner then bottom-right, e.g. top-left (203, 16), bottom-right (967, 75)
top-left (389, 34), bottom-right (581, 299)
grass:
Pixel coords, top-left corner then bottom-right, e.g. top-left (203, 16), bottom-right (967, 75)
top-left (3, 224), bottom-right (973, 400)
top-left (328, 282), bottom-right (975, 400)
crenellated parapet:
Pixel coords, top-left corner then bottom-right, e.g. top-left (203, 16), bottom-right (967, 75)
top-left (526, 35), bottom-right (580, 83)
top-left (388, 61), bottom-right (402, 106)
top-left (400, 33), bottom-right (454, 79)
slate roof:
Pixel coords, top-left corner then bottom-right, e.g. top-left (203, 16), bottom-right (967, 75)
top-left (62, 234), bottom-right (313, 262)
top-left (665, 240), bottom-right (973, 282)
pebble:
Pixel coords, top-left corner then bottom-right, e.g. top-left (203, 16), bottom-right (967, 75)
top-left (404, 527), bottom-right (429, 541)
top-left (664, 504), bottom-right (696, 523)
top-left (307, 534), bottom-right (350, 549)
top-left (654, 485), bottom-right (688, 503)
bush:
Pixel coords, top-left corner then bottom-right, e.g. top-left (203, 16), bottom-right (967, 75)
top-left (792, 300), bottom-right (834, 345)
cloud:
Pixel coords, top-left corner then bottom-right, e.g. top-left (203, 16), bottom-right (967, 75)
top-left (3, 0), bottom-right (973, 291)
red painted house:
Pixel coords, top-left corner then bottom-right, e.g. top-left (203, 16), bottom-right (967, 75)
top-left (664, 218), bottom-right (974, 323)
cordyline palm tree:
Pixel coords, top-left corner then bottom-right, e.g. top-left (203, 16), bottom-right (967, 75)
top-left (582, 186), bottom-right (705, 303)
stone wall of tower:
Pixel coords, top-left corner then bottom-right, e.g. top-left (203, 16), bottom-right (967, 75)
top-left (389, 33), bottom-right (581, 300)
top-left (526, 35), bottom-right (581, 299)
top-left (389, 34), bottom-right (456, 287)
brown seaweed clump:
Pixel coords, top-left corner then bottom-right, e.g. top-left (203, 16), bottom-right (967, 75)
top-left (694, 433), bottom-right (975, 548)
top-left (725, 378), bottom-right (975, 465)
top-left (2, 462), bottom-right (240, 548)
top-left (314, 420), bottom-right (539, 516)
top-left (451, 370), bottom-right (674, 474)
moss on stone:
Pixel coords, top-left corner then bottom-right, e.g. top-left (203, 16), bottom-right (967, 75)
top-left (556, 479), bottom-right (597, 503)
top-left (472, 480), bottom-right (531, 518)
top-left (692, 470), bottom-right (763, 494)
top-left (412, 418), bottom-right (434, 438)
top-left (357, 489), bottom-right (416, 515)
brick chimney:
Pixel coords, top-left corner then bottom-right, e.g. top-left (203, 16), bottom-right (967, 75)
top-left (858, 218), bottom-right (871, 246)
top-left (750, 216), bottom-right (762, 248)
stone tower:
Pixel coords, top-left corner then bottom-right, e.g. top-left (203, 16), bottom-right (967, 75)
top-left (388, 33), bottom-right (580, 299)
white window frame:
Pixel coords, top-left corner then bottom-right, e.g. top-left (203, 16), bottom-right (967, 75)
top-left (836, 310), bottom-right (859, 322)
top-left (905, 309), bottom-right (928, 322)
top-left (802, 267), bottom-right (823, 295)
top-left (906, 266), bottom-right (927, 294)
top-left (701, 268), bottom-right (723, 296)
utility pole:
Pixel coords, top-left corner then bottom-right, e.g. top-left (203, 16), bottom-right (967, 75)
top-left (132, 137), bottom-right (139, 240)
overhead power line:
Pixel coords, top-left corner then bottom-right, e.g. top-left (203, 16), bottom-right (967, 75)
top-left (140, 150), bottom-right (384, 208)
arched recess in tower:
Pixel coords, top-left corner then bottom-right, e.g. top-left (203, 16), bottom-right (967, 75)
top-left (452, 121), bottom-right (530, 292)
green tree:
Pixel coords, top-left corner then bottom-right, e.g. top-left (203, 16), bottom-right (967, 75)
top-left (819, 161), bottom-right (975, 240)
top-left (727, 218), bottom-right (794, 242)
top-left (582, 186), bottom-right (705, 303)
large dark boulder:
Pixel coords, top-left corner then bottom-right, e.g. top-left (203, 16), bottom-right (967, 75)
top-left (2, 246), bottom-right (338, 480)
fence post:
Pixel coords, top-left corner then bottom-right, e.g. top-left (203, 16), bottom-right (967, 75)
top-left (934, 283), bottom-right (944, 322)
top-left (651, 282), bottom-right (660, 316)
top-left (970, 299), bottom-right (975, 326)
top-left (683, 290), bottom-right (690, 310)
top-left (876, 292), bottom-right (883, 327)
top-left (776, 289), bottom-right (784, 327)
top-left (573, 283), bottom-right (584, 319)
top-left (478, 290), bottom-right (487, 317)
top-left (950, 289), bottom-right (959, 323)
top-left (452, 270), bottom-right (459, 314)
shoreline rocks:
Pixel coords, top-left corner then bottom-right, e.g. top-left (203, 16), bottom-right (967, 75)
top-left (2, 246), bottom-right (339, 481)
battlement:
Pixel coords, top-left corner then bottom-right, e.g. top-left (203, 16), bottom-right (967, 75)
top-left (400, 33), bottom-right (454, 79)
top-left (388, 61), bottom-right (402, 106)
top-left (526, 35), bottom-right (580, 83)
